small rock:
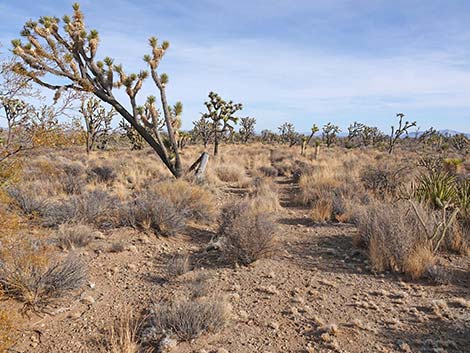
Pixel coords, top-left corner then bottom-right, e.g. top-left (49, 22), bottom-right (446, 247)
top-left (238, 310), bottom-right (249, 320)
top-left (159, 336), bottom-right (177, 352)
top-left (127, 264), bottom-right (137, 271)
top-left (81, 296), bottom-right (95, 305)
top-left (67, 312), bottom-right (81, 319)
top-left (127, 245), bottom-right (138, 253)
top-left (94, 231), bottom-right (105, 239)
top-left (269, 322), bottom-right (280, 330)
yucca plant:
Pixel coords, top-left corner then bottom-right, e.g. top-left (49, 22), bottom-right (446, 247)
top-left (413, 172), bottom-right (457, 209)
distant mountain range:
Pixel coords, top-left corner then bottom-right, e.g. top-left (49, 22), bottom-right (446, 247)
top-left (306, 129), bottom-right (470, 138)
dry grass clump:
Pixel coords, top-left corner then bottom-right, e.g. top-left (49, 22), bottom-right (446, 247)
top-left (167, 254), bottom-right (191, 277)
top-left (106, 307), bottom-right (142, 353)
top-left (355, 201), bottom-right (435, 279)
top-left (311, 192), bottom-right (334, 223)
top-left (152, 180), bottom-right (217, 223)
top-left (119, 192), bottom-right (186, 236)
top-left (144, 297), bottom-right (229, 342)
top-left (214, 163), bottom-right (247, 183)
top-left (250, 177), bottom-right (281, 213)
top-left (55, 223), bottom-right (93, 250)
top-left (0, 248), bottom-right (87, 312)
top-left (218, 200), bottom-right (278, 265)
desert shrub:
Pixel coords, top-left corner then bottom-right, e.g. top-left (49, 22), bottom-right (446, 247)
top-left (292, 160), bottom-right (315, 184)
top-left (214, 164), bottom-right (246, 183)
top-left (88, 165), bottom-right (117, 184)
top-left (218, 201), bottom-right (278, 265)
top-left (144, 297), bottom-right (228, 342)
top-left (153, 180), bottom-right (217, 223)
top-left (258, 166), bottom-right (278, 177)
top-left (273, 160), bottom-right (294, 177)
top-left (360, 164), bottom-right (405, 198)
top-left (6, 186), bottom-right (46, 216)
top-left (55, 224), bottom-right (93, 250)
top-left (61, 162), bottom-right (86, 195)
top-left (167, 254), bottom-right (190, 277)
top-left (42, 190), bottom-right (116, 227)
top-left (425, 264), bottom-right (451, 285)
top-left (355, 201), bottom-right (435, 279)
top-left (188, 272), bottom-right (210, 298)
top-left (119, 192), bottom-right (186, 236)
top-left (109, 242), bottom-right (125, 253)
top-left (0, 251), bottom-right (87, 312)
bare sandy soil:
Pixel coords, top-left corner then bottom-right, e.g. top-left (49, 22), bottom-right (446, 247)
top-left (11, 174), bottom-right (470, 353)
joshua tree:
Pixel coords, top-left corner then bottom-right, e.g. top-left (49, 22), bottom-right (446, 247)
top-left (80, 97), bottom-right (115, 153)
top-left (192, 116), bottom-right (212, 148)
top-left (322, 122), bottom-right (340, 148)
top-left (278, 122), bottom-right (299, 147)
top-left (239, 117), bottom-right (256, 144)
top-left (201, 91), bottom-right (242, 156)
top-left (9, 3), bottom-right (197, 178)
top-left (260, 129), bottom-right (277, 144)
top-left (347, 122), bottom-right (383, 146)
top-left (450, 134), bottom-right (469, 153)
top-left (239, 117), bottom-right (256, 143)
top-left (0, 55), bottom-right (38, 160)
top-left (301, 124), bottom-right (319, 156)
top-left (120, 119), bottom-right (144, 150)
top-left (0, 98), bottom-right (31, 147)
top-left (388, 113), bottom-right (416, 154)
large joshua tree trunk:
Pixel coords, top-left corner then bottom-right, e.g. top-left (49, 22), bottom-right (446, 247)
top-left (214, 134), bottom-right (220, 156)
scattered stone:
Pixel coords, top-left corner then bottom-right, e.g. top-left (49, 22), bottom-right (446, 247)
top-left (81, 295), bottom-right (95, 305)
top-left (268, 322), bottom-right (280, 330)
top-left (94, 231), bottom-right (105, 239)
top-left (159, 336), bottom-right (177, 352)
top-left (67, 312), bottom-right (82, 319)
top-left (238, 310), bottom-right (249, 320)
top-left (127, 245), bottom-right (138, 253)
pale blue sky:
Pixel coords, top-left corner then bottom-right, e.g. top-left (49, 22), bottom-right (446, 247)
top-left (1, 1), bottom-right (470, 132)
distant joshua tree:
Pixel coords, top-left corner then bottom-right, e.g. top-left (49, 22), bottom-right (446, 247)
top-left (201, 91), bottom-right (242, 156)
top-left (278, 122), bottom-right (299, 147)
top-left (80, 98), bottom-right (116, 153)
top-left (347, 122), bottom-right (384, 147)
top-left (388, 113), bottom-right (416, 154)
top-left (239, 117), bottom-right (256, 143)
top-left (322, 122), bottom-right (340, 148)
top-left (192, 116), bottom-right (212, 148)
